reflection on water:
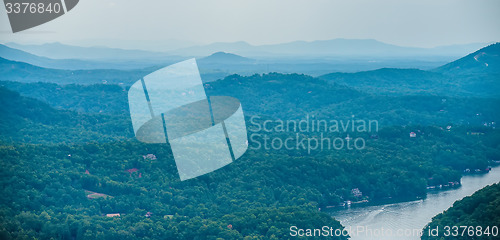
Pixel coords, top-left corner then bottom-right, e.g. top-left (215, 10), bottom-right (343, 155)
top-left (330, 167), bottom-right (500, 240)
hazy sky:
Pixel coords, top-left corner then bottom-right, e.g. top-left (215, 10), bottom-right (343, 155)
top-left (0, 0), bottom-right (499, 50)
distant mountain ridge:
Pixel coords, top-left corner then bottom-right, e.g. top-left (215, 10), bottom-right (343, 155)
top-left (4, 40), bottom-right (490, 76)
top-left (4, 42), bottom-right (175, 60)
top-left (6, 39), bottom-right (490, 60)
top-left (0, 44), bottom-right (105, 70)
top-left (0, 44), bottom-right (178, 70)
top-left (171, 39), bottom-right (489, 58)
top-left (2, 42), bottom-right (499, 98)
top-left (0, 57), bottom-right (155, 85)
top-left (199, 52), bottom-right (255, 64)
top-left (434, 42), bottom-right (500, 75)
top-left (319, 42), bottom-right (500, 98)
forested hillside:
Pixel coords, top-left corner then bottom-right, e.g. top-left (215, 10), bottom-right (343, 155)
top-left (0, 87), bottom-right (132, 144)
top-left (1, 44), bottom-right (499, 239)
top-left (206, 73), bottom-right (499, 126)
top-left (3, 72), bottom-right (499, 127)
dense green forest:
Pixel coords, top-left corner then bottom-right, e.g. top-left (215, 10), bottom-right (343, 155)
top-left (422, 183), bottom-right (500, 240)
top-left (1, 43), bottom-right (499, 239)
top-left (1, 76), bottom-right (499, 239)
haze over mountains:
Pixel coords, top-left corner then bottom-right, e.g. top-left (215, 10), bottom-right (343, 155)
top-left (2, 39), bottom-right (494, 77)
top-left (4, 39), bottom-right (489, 60)
top-left (4, 42), bottom-right (175, 60)
top-left (170, 39), bottom-right (489, 58)
top-left (0, 44), bottom-right (175, 70)
top-left (198, 52), bottom-right (255, 65)
top-left (435, 43), bottom-right (500, 75)
top-left (1, 42), bottom-right (498, 99)
top-left (0, 57), bottom-right (156, 85)
top-left (320, 43), bottom-right (500, 97)
top-left (1, 39), bottom-right (498, 97)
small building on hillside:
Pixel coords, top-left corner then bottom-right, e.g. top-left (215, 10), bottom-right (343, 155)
top-left (106, 213), bottom-right (120, 217)
top-left (410, 132), bottom-right (417, 138)
top-left (126, 168), bottom-right (139, 173)
top-left (351, 188), bottom-right (363, 198)
top-left (143, 154), bottom-right (157, 160)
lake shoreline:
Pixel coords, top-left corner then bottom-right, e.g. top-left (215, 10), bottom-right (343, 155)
top-left (328, 166), bottom-right (500, 240)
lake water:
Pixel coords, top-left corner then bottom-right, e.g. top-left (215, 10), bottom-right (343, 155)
top-left (329, 167), bottom-right (500, 240)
